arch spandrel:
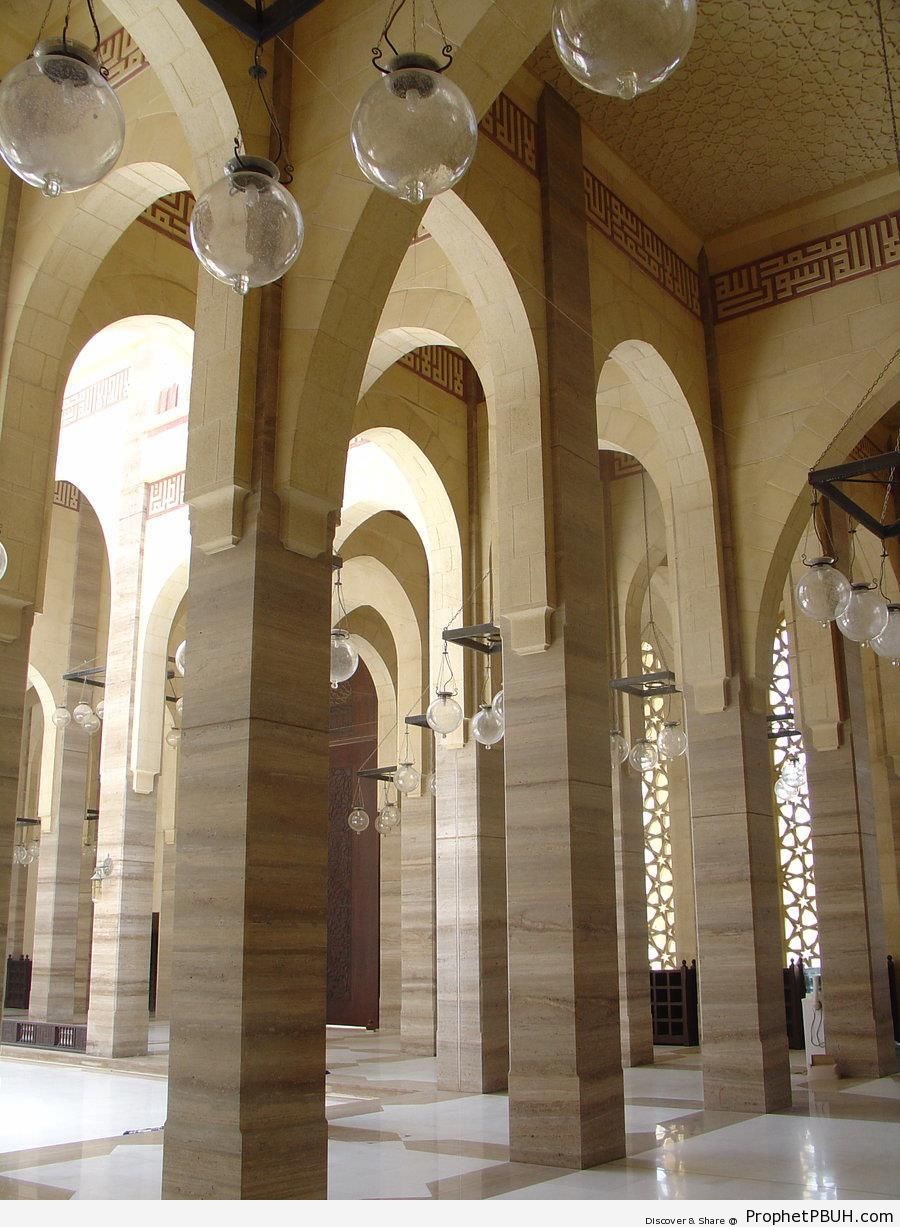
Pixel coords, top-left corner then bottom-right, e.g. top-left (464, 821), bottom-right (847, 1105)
top-left (750, 361), bottom-right (900, 692)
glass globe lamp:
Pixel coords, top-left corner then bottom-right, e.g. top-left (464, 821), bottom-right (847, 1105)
top-left (658, 721), bottom-right (688, 760)
top-left (425, 771), bottom-right (437, 796)
top-left (871, 604), bottom-right (900, 665)
top-left (779, 753), bottom-right (804, 791)
top-left (610, 729), bottom-right (629, 765)
top-left (13, 843), bottom-right (28, 866)
top-left (190, 155), bottom-right (304, 295)
top-left (165, 728), bottom-right (182, 747)
top-left (394, 763), bottom-right (420, 794)
top-left (629, 737), bottom-right (659, 773)
top-left (426, 690), bottom-right (463, 737)
top-left (81, 712), bottom-right (101, 735)
top-left (175, 696), bottom-right (184, 716)
top-left (774, 774), bottom-right (800, 806)
top-left (330, 628), bottom-right (359, 688)
top-left (0, 540), bottom-right (7, 580)
top-left (836, 583), bottom-right (889, 645)
top-left (351, 54), bottom-right (478, 203)
top-left (492, 689), bottom-right (505, 720)
top-left (377, 801), bottom-right (401, 833)
top-left (73, 701), bottom-right (93, 724)
top-left (795, 557), bottom-right (851, 627)
top-left (347, 806), bottom-right (370, 834)
top-left (51, 705), bottom-right (71, 729)
top-left (471, 703), bottom-right (505, 748)
top-left (552, 0), bottom-right (697, 100)
top-left (0, 40), bottom-right (125, 198)
top-left (175, 640), bottom-right (187, 677)
top-left (95, 700), bottom-right (104, 720)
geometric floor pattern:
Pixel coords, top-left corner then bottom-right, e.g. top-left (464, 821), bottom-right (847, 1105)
top-left (1, 1029), bottom-right (898, 1200)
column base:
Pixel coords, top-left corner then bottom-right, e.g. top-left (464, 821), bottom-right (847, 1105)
top-left (162, 1119), bottom-right (327, 1200)
top-left (507, 1073), bottom-right (626, 1169)
top-left (702, 1039), bottom-right (793, 1113)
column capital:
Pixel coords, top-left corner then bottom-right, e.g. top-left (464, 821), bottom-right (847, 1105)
top-left (499, 605), bottom-right (552, 655)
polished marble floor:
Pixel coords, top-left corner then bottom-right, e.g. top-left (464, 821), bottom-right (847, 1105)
top-left (0, 1027), bottom-right (898, 1200)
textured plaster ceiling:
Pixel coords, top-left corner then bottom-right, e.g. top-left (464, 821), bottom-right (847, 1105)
top-left (527, 0), bottom-right (899, 237)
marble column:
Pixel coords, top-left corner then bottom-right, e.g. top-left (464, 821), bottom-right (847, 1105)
top-left (862, 652), bottom-right (900, 956)
top-left (86, 437), bottom-right (156, 1057)
top-left (400, 791), bottom-right (437, 1053)
top-left (500, 87), bottom-right (625, 1171)
top-left (436, 737), bottom-right (508, 1092)
top-left (30, 502), bottom-right (102, 1021)
top-left (691, 251), bottom-right (791, 1114)
top-left (667, 752), bottom-right (698, 964)
top-left (612, 719), bottom-right (654, 1068)
top-left (0, 619), bottom-right (33, 1001)
top-left (791, 568), bottom-right (894, 1077)
top-left (163, 106), bottom-right (328, 1189)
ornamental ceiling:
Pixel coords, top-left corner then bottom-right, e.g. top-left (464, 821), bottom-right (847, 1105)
top-left (527, 0), bottom-right (899, 237)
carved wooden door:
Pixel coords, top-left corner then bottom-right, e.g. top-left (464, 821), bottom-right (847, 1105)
top-left (327, 659), bottom-right (380, 1027)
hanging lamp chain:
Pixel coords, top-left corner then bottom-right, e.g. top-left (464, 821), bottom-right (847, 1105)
top-left (875, 0), bottom-right (900, 178)
top-left (372, 0), bottom-right (453, 72)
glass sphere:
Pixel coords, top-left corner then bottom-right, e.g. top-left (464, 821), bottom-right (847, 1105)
top-left (95, 700), bottom-right (104, 720)
top-left (425, 771), bottom-right (437, 796)
top-left (795, 558), bottom-right (851, 627)
top-left (13, 844), bottom-right (28, 866)
top-left (836, 583), bottom-right (889, 645)
top-left (610, 730), bottom-right (629, 765)
top-left (394, 763), bottom-right (420, 794)
top-left (190, 156), bottom-right (304, 295)
top-left (492, 689), bottom-right (505, 720)
top-left (51, 705), bottom-right (71, 728)
top-left (779, 754), bottom-right (804, 790)
top-left (658, 722), bottom-right (688, 760)
top-left (629, 738), bottom-right (659, 773)
top-left (73, 701), bottom-right (93, 724)
top-left (0, 540), bottom-right (7, 580)
top-left (175, 696), bottom-right (184, 716)
top-left (81, 712), bottom-right (101, 735)
top-left (175, 640), bottom-right (187, 676)
top-left (471, 704), bottom-right (505, 748)
top-left (330, 629), bottom-right (359, 688)
top-left (348, 806), bottom-right (370, 834)
top-left (871, 604), bottom-right (900, 665)
top-left (775, 774), bottom-right (800, 805)
top-left (378, 802), bottom-right (401, 833)
top-left (351, 54), bottom-right (478, 203)
top-left (0, 41), bottom-right (125, 197)
top-left (165, 728), bottom-right (182, 747)
top-left (426, 690), bottom-right (463, 737)
top-left (552, 0), bottom-right (697, 100)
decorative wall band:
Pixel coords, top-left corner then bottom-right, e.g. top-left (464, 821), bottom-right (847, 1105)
top-left (479, 94), bottom-right (538, 175)
top-left (53, 481), bottom-right (81, 512)
top-left (584, 167), bottom-right (701, 317)
top-left (137, 192), bottom-right (195, 249)
top-left (100, 27), bottom-right (148, 89)
top-left (61, 368), bottom-right (129, 425)
top-left (609, 451), bottom-right (643, 480)
top-left (713, 212), bottom-right (900, 323)
top-left (147, 471), bottom-right (186, 518)
top-left (479, 92), bottom-right (700, 318)
top-left (398, 346), bottom-right (468, 401)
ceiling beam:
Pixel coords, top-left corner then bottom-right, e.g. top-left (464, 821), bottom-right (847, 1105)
top-left (194, 0), bottom-right (327, 43)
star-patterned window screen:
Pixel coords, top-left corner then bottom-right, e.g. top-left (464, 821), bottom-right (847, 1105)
top-left (769, 617), bottom-right (820, 964)
top-left (641, 641), bottom-right (677, 970)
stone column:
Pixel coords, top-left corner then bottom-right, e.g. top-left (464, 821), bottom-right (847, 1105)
top-left (862, 652), bottom-right (900, 955)
top-left (163, 45), bottom-right (328, 1186)
top-left (691, 251), bottom-right (792, 1114)
top-left (153, 737), bottom-right (178, 1019)
top-left (400, 791), bottom-right (437, 1053)
top-left (790, 552), bottom-right (894, 1077)
top-left (0, 618), bottom-right (34, 1001)
top-left (500, 87), bottom-right (625, 1171)
top-left (667, 751), bottom-right (697, 964)
top-left (436, 737), bottom-right (508, 1092)
top-left (612, 717), bottom-right (654, 1068)
top-left (86, 438), bottom-right (156, 1057)
top-left (30, 502), bottom-right (102, 1021)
